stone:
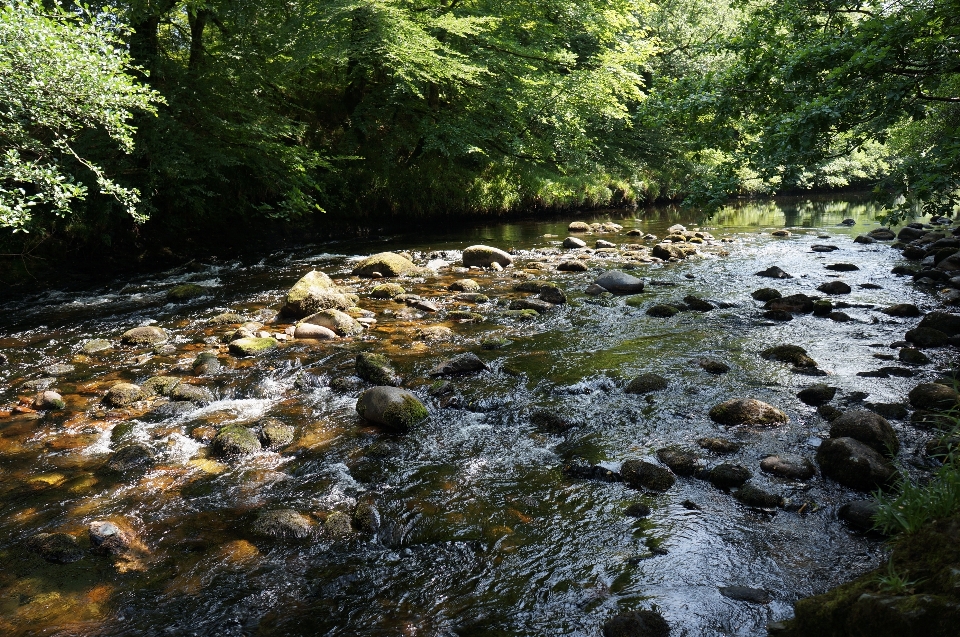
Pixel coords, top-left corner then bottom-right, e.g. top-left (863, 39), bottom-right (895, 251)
top-left (107, 443), bottom-right (156, 472)
top-left (652, 242), bottom-right (697, 260)
top-left (816, 437), bottom-right (898, 491)
top-left (797, 384), bottom-right (837, 406)
top-left (429, 352), bottom-right (488, 376)
top-left (709, 398), bottom-right (789, 426)
top-left (697, 437), bottom-right (741, 453)
top-left (212, 424), bottom-right (262, 456)
top-left (811, 244), bottom-right (840, 252)
top-left (818, 280), bottom-right (852, 294)
top-left (530, 408), bottom-right (575, 433)
top-left (595, 270), bottom-right (645, 294)
top-left (406, 298), bottom-right (439, 312)
top-left (503, 309), bottom-right (540, 320)
top-left (764, 294), bottom-right (815, 313)
top-left (734, 484), bottom-right (783, 508)
top-left (719, 586), bottom-right (771, 604)
top-left (252, 510), bottom-right (313, 540)
top-left (281, 270), bottom-right (353, 317)
top-left (509, 298), bottom-right (554, 313)
top-left (370, 283), bottom-right (406, 299)
top-left (825, 263), bottom-right (859, 271)
top-left (908, 383), bottom-right (960, 411)
top-left (699, 358), bottom-right (730, 374)
top-left (818, 405), bottom-right (843, 421)
top-left (624, 503), bottom-right (652, 518)
top-left (838, 500), bottom-right (881, 532)
top-left (656, 447), bottom-right (703, 476)
top-left (881, 304), bottom-right (922, 317)
top-left (625, 373), bottom-right (669, 394)
top-left (208, 312), bottom-right (244, 325)
top-left (853, 234), bottom-right (876, 244)
top-left (868, 227), bottom-right (896, 240)
top-left (193, 351), bottom-right (221, 375)
top-left (229, 337), bottom-right (279, 356)
top-left (462, 245), bottom-right (513, 268)
top-left (448, 310), bottom-right (484, 321)
top-left (760, 454), bottom-right (816, 480)
top-left (258, 418), bottom-right (294, 449)
top-left (918, 311), bottom-right (960, 336)
top-left (830, 410), bottom-right (899, 456)
top-left (294, 323), bottom-right (338, 340)
top-left (596, 239), bottom-right (617, 248)
top-left (683, 295), bottom-right (715, 311)
top-left (169, 383), bottom-right (214, 405)
top-left (352, 252), bottom-right (417, 277)
top-left (646, 304), bottom-right (681, 318)
top-left (898, 347), bottom-right (930, 365)
top-left (324, 511), bottom-right (354, 537)
top-left (167, 283), bottom-right (207, 301)
top-left (752, 288), bottom-right (782, 302)
top-left (562, 236), bottom-right (587, 248)
top-left (905, 326), bottom-right (949, 348)
top-left (32, 390), bottom-right (65, 410)
top-left (356, 352), bottom-right (400, 386)
top-left (756, 266), bottom-right (792, 279)
top-left (142, 376), bottom-right (181, 397)
top-left (104, 383), bottom-right (144, 407)
top-left (538, 283), bottom-right (567, 304)
top-left (300, 309), bottom-right (363, 336)
top-left (82, 339), bottom-right (113, 354)
top-left (356, 386), bottom-right (429, 431)
top-left (88, 520), bottom-right (134, 556)
top-left (449, 278), bottom-right (480, 292)
top-left (568, 221), bottom-right (590, 232)
top-left (621, 459), bottom-right (676, 491)
top-left (763, 310), bottom-right (793, 321)
top-left (43, 363), bottom-right (75, 376)
top-left (707, 463), bottom-right (751, 490)
top-left (26, 533), bottom-right (83, 564)
top-left (761, 345), bottom-right (817, 367)
top-left (353, 503), bottom-right (381, 533)
top-left (557, 260), bottom-right (589, 272)
top-left (897, 226), bottom-right (927, 241)
top-left (121, 326), bottom-right (168, 346)
top-left (602, 610), bottom-right (670, 637)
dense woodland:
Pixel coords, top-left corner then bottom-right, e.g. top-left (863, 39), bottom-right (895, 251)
top-left (1, 0), bottom-right (958, 256)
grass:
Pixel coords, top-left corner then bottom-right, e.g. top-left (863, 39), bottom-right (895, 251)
top-left (875, 559), bottom-right (924, 594)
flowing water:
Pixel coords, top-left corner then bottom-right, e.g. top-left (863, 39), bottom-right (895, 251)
top-left (0, 197), bottom-right (943, 636)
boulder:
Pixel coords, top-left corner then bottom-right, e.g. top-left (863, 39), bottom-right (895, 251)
top-left (26, 533), bottom-right (83, 564)
top-left (107, 443), bottom-right (156, 472)
top-left (646, 304), bottom-right (681, 318)
top-left (905, 326), bottom-right (949, 348)
top-left (370, 283), bottom-right (406, 299)
top-left (429, 352), bottom-right (488, 376)
top-left (853, 234), bottom-right (876, 244)
top-left (817, 437), bottom-right (898, 491)
top-left (568, 221), bottom-right (590, 232)
top-left (838, 500), bottom-right (881, 532)
top-left (449, 279), bottom-right (480, 292)
top-left (760, 454), bottom-right (816, 480)
top-left (751, 288), bottom-right (782, 302)
top-left (620, 460), bottom-right (676, 491)
top-left (537, 283), bottom-right (567, 304)
top-left (229, 337), bottom-right (279, 356)
top-left (32, 390), bottom-right (65, 410)
top-left (104, 383), bottom-right (144, 407)
top-left (193, 351), bottom-right (221, 375)
top-left (683, 295), bottom-right (716, 311)
top-left (830, 410), bottom-right (899, 456)
top-left (625, 373), bottom-right (669, 394)
top-left (897, 226), bottom-right (926, 241)
top-left (881, 304), bottom-right (922, 317)
top-left (212, 424), bottom-right (262, 456)
top-left (797, 384), bottom-right (836, 406)
top-left (734, 484), bottom-right (783, 508)
top-left (868, 227), bottom-right (896, 240)
top-left (121, 326), bottom-right (168, 346)
top-left (88, 520), bottom-right (134, 556)
top-left (281, 270), bottom-right (354, 317)
top-left (324, 511), bottom-right (353, 537)
top-left (898, 347), bottom-right (930, 365)
top-left (761, 344), bottom-right (817, 367)
top-left (356, 352), bottom-right (400, 386)
top-left (300, 309), bottom-right (363, 336)
top-left (764, 294), bottom-right (815, 313)
top-left (509, 298), bottom-right (554, 313)
top-left (352, 252), bottom-right (418, 277)
top-left (356, 387), bottom-right (428, 431)
top-left (142, 376), bottom-right (181, 397)
top-left (699, 358), bottom-right (731, 374)
top-left (595, 270), bottom-right (645, 294)
top-left (530, 408), bottom-right (576, 433)
top-left (596, 239), bottom-right (617, 249)
top-left (602, 610), bottom-right (670, 637)
top-left (252, 510), bottom-right (313, 540)
top-left (82, 339), bottom-right (112, 354)
top-left (294, 323), bottom-right (337, 340)
top-left (908, 383), bottom-right (960, 411)
top-left (353, 502), bottom-right (381, 533)
top-left (167, 283), bottom-right (207, 302)
top-left (709, 398), bottom-right (788, 426)
top-left (169, 383), bottom-right (214, 405)
top-left (258, 418), bottom-right (295, 449)
top-left (756, 266), bottom-right (792, 279)
top-left (462, 245), bottom-right (513, 268)
top-left (825, 263), bottom-right (859, 271)
top-left (557, 260), bottom-right (589, 272)
top-left (918, 311), bottom-right (960, 336)
top-left (652, 243), bottom-right (697, 260)
top-left (562, 236), bottom-right (587, 248)
top-left (656, 447), bottom-right (703, 476)
top-left (719, 586), bottom-right (772, 604)
top-left (817, 281), bottom-right (852, 294)
top-left (707, 463), bottom-right (751, 490)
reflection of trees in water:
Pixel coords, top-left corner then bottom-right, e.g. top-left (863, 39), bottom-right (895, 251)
top-left (711, 197), bottom-right (881, 228)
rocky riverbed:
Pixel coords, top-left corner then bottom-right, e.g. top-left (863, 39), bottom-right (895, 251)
top-left (0, 197), bottom-right (957, 636)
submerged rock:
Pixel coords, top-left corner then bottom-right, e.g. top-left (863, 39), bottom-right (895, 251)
top-left (462, 245), bottom-right (513, 268)
top-left (356, 387), bottom-right (428, 431)
top-left (89, 520), bottom-right (134, 556)
top-left (761, 344), bottom-right (817, 367)
top-left (816, 437), bottom-right (898, 491)
top-left (719, 586), bottom-right (771, 604)
top-left (621, 460), bottom-right (676, 491)
top-left (167, 283), bottom-right (207, 302)
top-left (258, 418), bottom-right (295, 449)
top-left (602, 610), bottom-right (670, 637)
top-left (252, 510), bottom-right (313, 540)
top-left (229, 337), bottom-right (279, 356)
top-left (646, 304), bottom-right (681, 318)
top-left (82, 338), bottom-right (113, 354)
top-left (352, 252), bottom-right (417, 277)
top-left (530, 408), bottom-right (576, 433)
top-left (837, 500), bottom-right (881, 532)
top-left (709, 398), bottom-right (788, 426)
top-left (734, 484), bottom-right (783, 508)
top-left (656, 447), bottom-right (703, 476)
top-left (699, 358), bottom-right (731, 374)
top-left (26, 532), bottom-right (83, 564)
top-left (212, 424), bottom-right (262, 457)
top-left (697, 437), bottom-right (741, 454)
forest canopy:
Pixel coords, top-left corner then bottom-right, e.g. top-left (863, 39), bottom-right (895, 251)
top-left (0, 0), bottom-right (957, 243)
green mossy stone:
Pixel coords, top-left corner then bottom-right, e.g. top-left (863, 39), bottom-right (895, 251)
top-left (356, 387), bottom-right (428, 431)
top-left (370, 283), bottom-right (406, 299)
top-left (229, 337), bottom-right (279, 356)
top-left (761, 344), bottom-right (818, 367)
top-left (448, 310), bottom-right (484, 321)
top-left (502, 309), bottom-right (539, 320)
top-left (356, 352), bottom-right (400, 386)
top-left (352, 252), bottom-right (418, 277)
top-left (625, 373), bottom-right (669, 394)
top-left (258, 418), bottom-right (295, 448)
top-left (167, 284), bottom-right (207, 301)
top-left (324, 511), bottom-right (354, 537)
top-left (208, 312), bottom-right (244, 325)
top-left (121, 326), bottom-right (168, 346)
top-left (82, 339), bottom-right (112, 354)
top-left (104, 382), bottom-right (144, 407)
top-left (212, 424), bottom-right (262, 456)
top-left (142, 376), bottom-right (182, 397)
top-left (646, 304), bottom-right (681, 318)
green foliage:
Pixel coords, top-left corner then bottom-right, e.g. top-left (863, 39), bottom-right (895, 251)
top-left (875, 559), bottom-right (924, 595)
top-left (0, 1), bottom-right (159, 231)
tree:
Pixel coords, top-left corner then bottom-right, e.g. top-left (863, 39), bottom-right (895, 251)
top-left (0, 1), bottom-right (160, 232)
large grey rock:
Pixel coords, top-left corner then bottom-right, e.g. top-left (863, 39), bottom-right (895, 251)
top-left (121, 326), bottom-right (168, 346)
top-left (829, 410), bottom-right (899, 456)
top-left (212, 424), bottom-right (262, 456)
top-left (709, 398), bottom-right (788, 426)
top-left (300, 309), bottom-right (363, 336)
top-left (562, 236), bottom-right (587, 249)
top-left (352, 252), bottom-right (418, 277)
top-left (104, 383), bottom-right (144, 407)
top-left (294, 323), bottom-right (338, 340)
top-left (462, 245), bottom-right (513, 267)
top-left (356, 386), bottom-right (428, 431)
top-left (429, 352), bottom-right (488, 376)
top-left (816, 437), bottom-right (898, 491)
top-left (595, 270), bottom-right (645, 294)
top-left (281, 270), bottom-right (355, 317)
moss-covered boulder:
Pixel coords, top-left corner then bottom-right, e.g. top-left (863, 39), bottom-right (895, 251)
top-left (121, 325), bottom-right (168, 346)
top-left (751, 288), bottom-right (782, 302)
top-left (82, 338), bottom-right (112, 354)
top-left (830, 410), bottom-right (900, 457)
top-left (462, 245), bottom-right (514, 267)
top-left (620, 459), bottom-right (676, 491)
top-left (104, 383), bottom-right (144, 407)
top-left (625, 373), bottom-right (669, 394)
top-left (32, 390), bottom-right (65, 410)
top-left (646, 304), bottom-right (681, 318)
top-left (761, 344), bottom-right (817, 367)
top-left (449, 279), bottom-right (480, 292)
top-left (258, 418), bottom-right (294, 449)
top-left (764, 293), bottom-right (815, 313)
top-left (917, 310), bottom-right (960, 336)
top-left (26, 532), bottom-right (84, 564)
top-left (352, 252), bottom-right (418, 277)
top-left (356, 386), bottom-right (428, 431)
top-left (370, 283), bottom-right (406, 299)
top-left (602, 610), bottom-right (670, 637)
top-left (653, 242), bottom-right (697, 260)
top-left (192, 351), bottom-right (221, 375)
top-left (107, 443), bottom-right (156, 472)
top-left (324, 511), bottom-right (354, 537)
top-left (816, 437), bottom-right (898, 491)
top-left (707, 463), bottom-right (752, 490)
top-left (356, 352), bottom-right (400, 386)
top-left (229, 337), bottom-right (279, 356)
top-left (906, 327), bottom-right (949, 348)
top-left (502, 309), bottom-right (539, 320)
top-left (208, 312), bottom-right (244, 325)
top-left (299, 309), bottom-right (363, 336)
top-left (169, 383), bottom-right (215, 405)
top-left (281, 270), bottom-right (354, 317)
top-left (709, 398), bottom-right (788, 426)
top-left (212, 424), bottom-right (262, 456)
top-left (142, 375), bottom-right (182, 397)
top-left (908, 383), bottom-right (960, 411)
top-left (252, 509), bottom-right (313, 540)
top-left (167, 283), bottom-right (207, 302)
